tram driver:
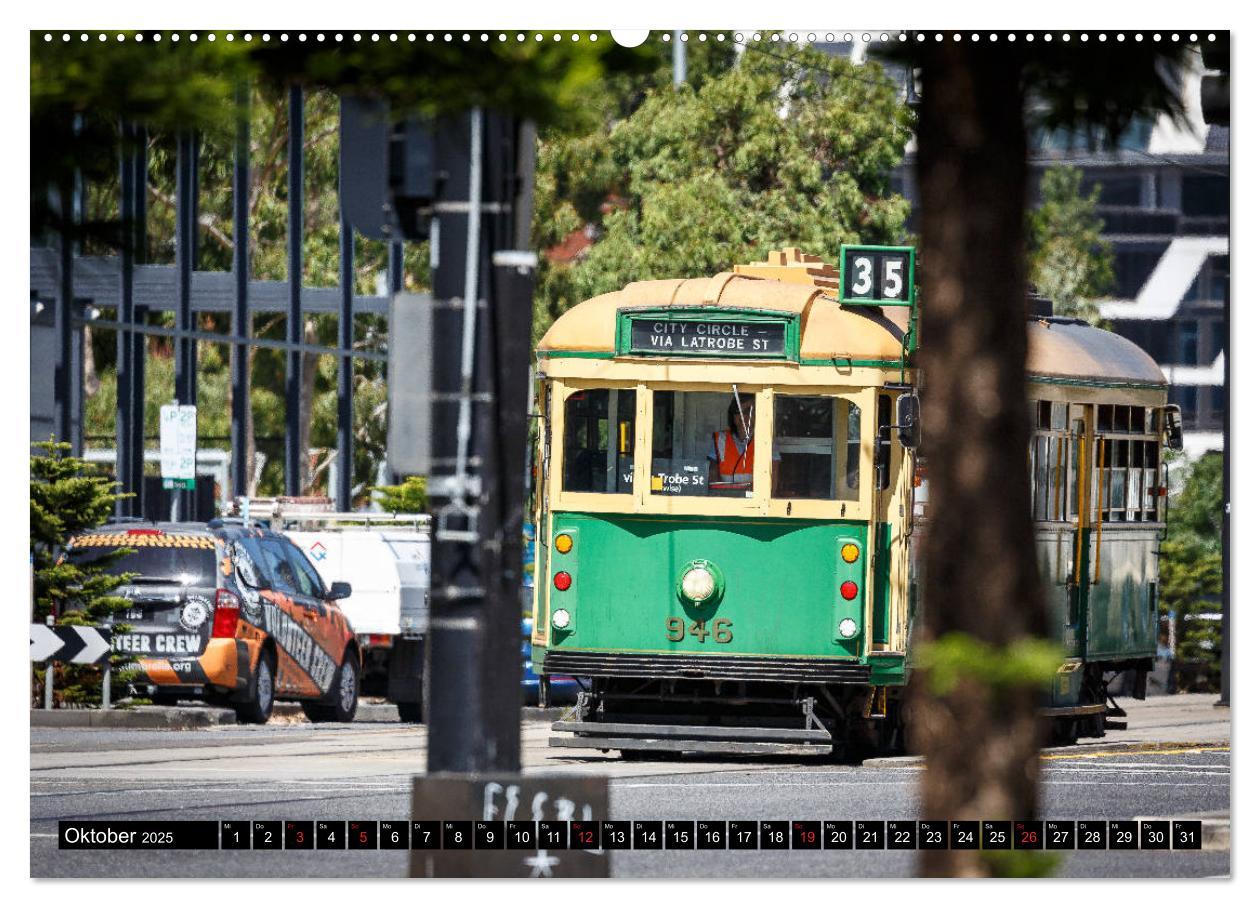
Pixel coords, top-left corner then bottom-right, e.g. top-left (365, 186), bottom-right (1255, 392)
top-left (709, 394), bottom-right (778, 492)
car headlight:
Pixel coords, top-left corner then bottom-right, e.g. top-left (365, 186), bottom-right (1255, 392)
top-left (552, 608), bottom-right (572, 631)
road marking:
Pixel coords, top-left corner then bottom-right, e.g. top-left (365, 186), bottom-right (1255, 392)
top-left (1047, 762), bottom-right (1229, 770)
top-left (1041, 745), bottom-right (1228, 761)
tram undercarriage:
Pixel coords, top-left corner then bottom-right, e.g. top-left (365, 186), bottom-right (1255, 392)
top-left (549, 677), bottom-right (905, 760)
top-left (549, 660), bottom-right (1150, 758)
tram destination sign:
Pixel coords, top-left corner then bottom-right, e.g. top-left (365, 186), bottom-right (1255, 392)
top-left (625, 316), bottom-right (788, 358)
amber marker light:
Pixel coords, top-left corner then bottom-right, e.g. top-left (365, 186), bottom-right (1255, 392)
top-left (841, 543), bottom-right (860, 563)
top-left (555, 533), bottom-right (574, 554)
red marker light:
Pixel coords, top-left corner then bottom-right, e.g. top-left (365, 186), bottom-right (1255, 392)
top-left (553, 571), bottom-right (573, 592)
top-left (840, 581), bottom-right (859, 601)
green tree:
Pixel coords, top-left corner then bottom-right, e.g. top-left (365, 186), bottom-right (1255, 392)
top-left (1162, 452), bottom-right (1223, 687)
top-left (30, 440), bottom-right (136, 705)
top-left (1028, 166), bottom-right (1115, 324)
top-left (370, 475), bottom-right (429, 513)
top-left (533, 44), bottom-right (913, 342)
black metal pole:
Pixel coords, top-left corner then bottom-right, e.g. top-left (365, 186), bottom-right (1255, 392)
top-left (1218, 263), bottom-right (1230, 707)
top-left (388, 240), bottom-right (404, 295)
top-left (129, 130), bottom-right (147, 510)
top-left (336, 208), bottom-right (354, 510)
top-left (426, 109), bottom-right (530, 774)
top-left (232, 87), bottom-right (252, 504)
top-left (54, 182), bottom-right (74, 448)
top-left (115, 121), bottom-right (136, 517)
top-left (285, 85), bottom-right (304, 497)
top-left (173, 132), bottom-right (197, 519)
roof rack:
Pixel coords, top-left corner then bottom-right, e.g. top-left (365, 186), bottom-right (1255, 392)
top-left (270, 511), bottom-right (432, 529)
top-left (229, 497), bottom-right (430, 529)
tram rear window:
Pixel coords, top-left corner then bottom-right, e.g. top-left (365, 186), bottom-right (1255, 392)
top-left (561, 388), bottom-right (636, 494)
top-left (772, 396), bottom-right (861, 501)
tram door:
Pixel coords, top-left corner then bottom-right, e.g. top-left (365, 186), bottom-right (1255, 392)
top-left (530, 379), bottom-right (553, 647)
top-left (873, 390), bottom-right (912, 653)
top-left (1064, 405), bottom-right (1092, 659)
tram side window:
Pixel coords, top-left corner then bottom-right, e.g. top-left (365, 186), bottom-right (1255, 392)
top-left (1093, 436), bottom-right (1161, 522)
top-left (1028, 400), bottom-right (1075, 522)
top-left (561, 388), bottom-right (636, 494)
top-left (771, 396), bottom-right (861, 501)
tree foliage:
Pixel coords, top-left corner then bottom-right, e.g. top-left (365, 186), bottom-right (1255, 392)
top-left (370, 475), bottom-right (429, 513)
top-left (533, 45), bottom-right (913, 342)
top-left (1161, 452), bottom-right (1223, 684)
top-left (30, 440), bottom-right (136, 705)
top-left (1028, 166), bottom-right (1114, 324)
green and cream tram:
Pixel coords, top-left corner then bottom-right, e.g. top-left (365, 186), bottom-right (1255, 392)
top-left (531, 247), bottom-right (1176, 757)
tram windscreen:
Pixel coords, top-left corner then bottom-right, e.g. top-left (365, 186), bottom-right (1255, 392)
top-left (561, 388), bottom-right (636, 494)
top-left (772, 395), bottom-right (862, 501)
top-left (648, 389), bottom-right (776, 498)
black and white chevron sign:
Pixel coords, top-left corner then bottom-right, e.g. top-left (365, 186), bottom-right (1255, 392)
top-left (30, 625), bottom-right (113, 664)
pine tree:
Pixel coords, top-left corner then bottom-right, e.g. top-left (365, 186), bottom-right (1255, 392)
top-left (370, 475), bottom-right (429, 513)
top-left (30, 439), bottom-right (136, 705)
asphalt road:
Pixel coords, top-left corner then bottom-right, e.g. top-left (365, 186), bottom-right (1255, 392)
top-left (30, 695), bottom-right (1230, 879)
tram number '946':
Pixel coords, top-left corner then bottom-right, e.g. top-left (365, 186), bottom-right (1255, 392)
top-left (665, 617), bottom-right (733, 644)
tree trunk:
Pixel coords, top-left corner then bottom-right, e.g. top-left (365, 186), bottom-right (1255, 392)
top-left (911, 44), bottom-right (1048, 877)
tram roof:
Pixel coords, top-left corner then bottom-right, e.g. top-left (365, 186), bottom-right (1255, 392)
top-left (537, 248), bottom-right (1167, 388)
top-left (1026, 316), bottom-right (1167, 388)
top-left (538, 263), bottom-right (909, 363)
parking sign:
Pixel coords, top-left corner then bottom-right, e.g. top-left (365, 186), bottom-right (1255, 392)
top-left (160, 404), bottom-right (197, 490)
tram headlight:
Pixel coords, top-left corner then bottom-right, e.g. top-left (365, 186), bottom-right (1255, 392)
top-left (552, 608), bottom-right (572, 631)
top-left (838, 617), bottom-right (859, 639)
top-left (681, 565), bottom-right (716, 603)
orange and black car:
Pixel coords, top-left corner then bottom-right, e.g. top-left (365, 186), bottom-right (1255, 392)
top-left (67, 520), bottom-right (360, 724)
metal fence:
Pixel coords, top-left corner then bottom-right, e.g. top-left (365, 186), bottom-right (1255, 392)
top-left (29, 88), bottom-right (410, 515)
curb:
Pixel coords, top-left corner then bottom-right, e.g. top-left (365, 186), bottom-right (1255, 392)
top-left (269, 703), bottom-right (570, 723)
top-left (30, 706), bottom-right (236, 730)
top-left (272, 701), bottom-right (402, 723)
top-left (862, 739), bottom-right (1230, 769)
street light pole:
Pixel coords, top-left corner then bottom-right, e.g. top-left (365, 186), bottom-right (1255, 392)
top-left (425, 110), bottom-right (535, 774)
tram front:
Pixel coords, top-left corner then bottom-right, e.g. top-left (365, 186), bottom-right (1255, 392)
top-left (533, 250), bottom-right (919, 757)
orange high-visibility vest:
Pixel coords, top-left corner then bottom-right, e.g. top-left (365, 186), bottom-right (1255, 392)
top-left (713, 431), bottom-right (754, 486)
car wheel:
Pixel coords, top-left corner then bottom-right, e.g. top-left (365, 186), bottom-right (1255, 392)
top-left (302, 653), bottom-right (359, 723)
top-left (234, 649), bottom-right (276, 725)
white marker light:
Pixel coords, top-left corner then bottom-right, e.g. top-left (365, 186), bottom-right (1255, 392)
top-left (551, 608), bottom-right (572, 630)
top-left (680, 566), bottom-right (716, 603)
top-left (838, 618), bottom-right (859, 639)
